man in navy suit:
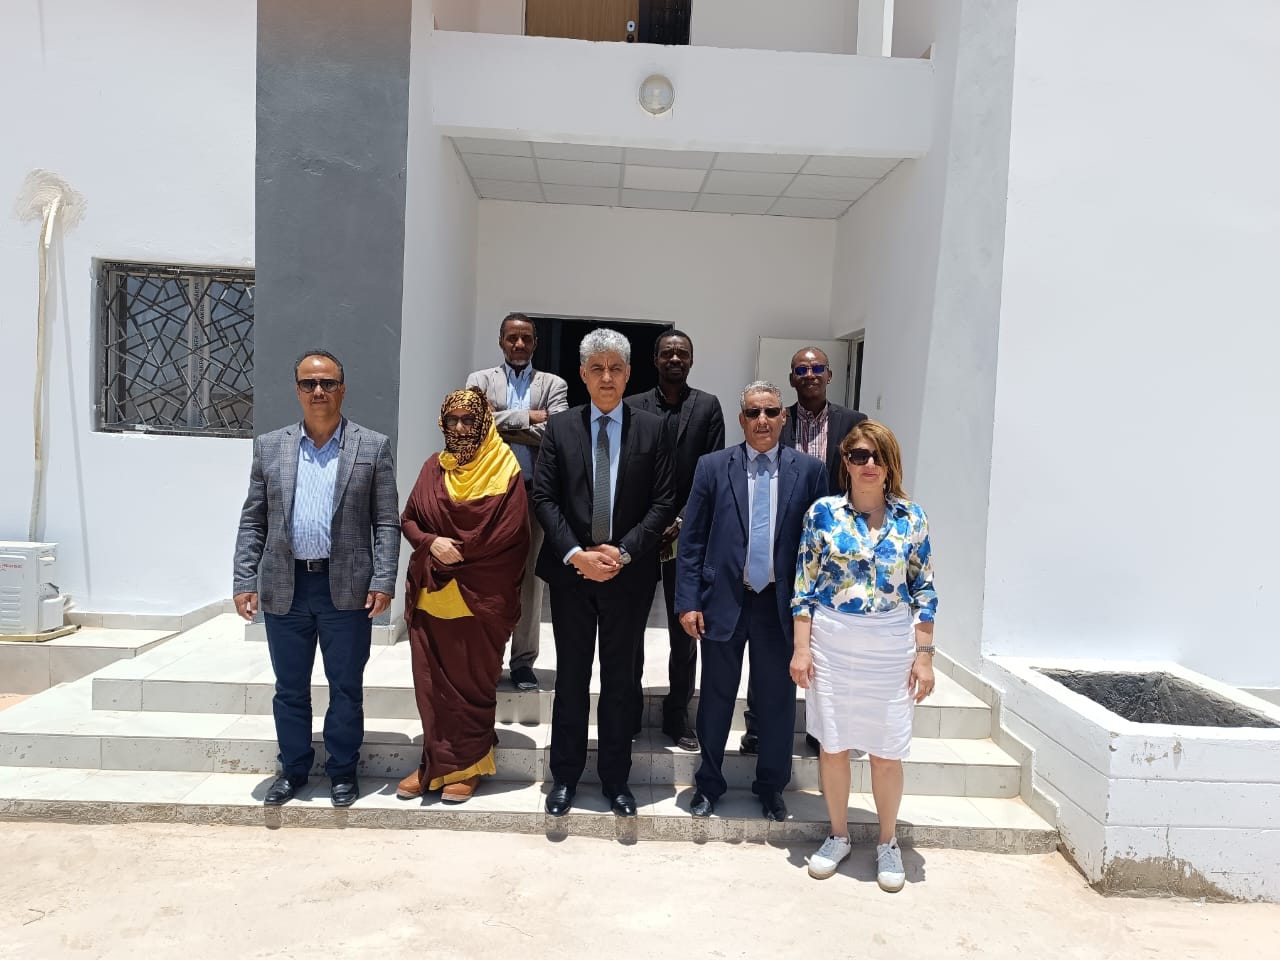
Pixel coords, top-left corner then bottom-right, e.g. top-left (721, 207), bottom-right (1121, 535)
top-left (675, 380), bottom-right (828, 821)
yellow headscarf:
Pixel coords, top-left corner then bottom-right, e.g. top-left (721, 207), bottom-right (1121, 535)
top-left (438, 387), bottom-right (522, 501)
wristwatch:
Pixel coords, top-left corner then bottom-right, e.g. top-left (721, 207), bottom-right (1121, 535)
top-left (914, 644), bottom-right (936, 655)
top-left (617, 545), bottom-right (632, 565)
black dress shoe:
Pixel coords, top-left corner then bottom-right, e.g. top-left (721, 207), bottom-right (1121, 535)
top-left (605, 787), bottom-right (637, 818)
top-left (666, 730), bottom-right (700, 752)
top-left (759, 791), bottom-right (788, 822)
top-left (330, 775), bottom-right (360, 808)
top-left (510, 665), bottom-right (539, 691)
top-left (739, 731), bottom-right (759, 755)
top-left (689, 791), bottom-right (715, 818)
top-left (263, 774), bottom-right (307, 806)
top-left (545, 782), bottom-right (575, 817)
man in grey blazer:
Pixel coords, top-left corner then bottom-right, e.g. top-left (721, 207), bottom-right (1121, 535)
top-left (466, 313), bottom-right (569, 690)
top-left (233, 349), bottom-right (400, 808)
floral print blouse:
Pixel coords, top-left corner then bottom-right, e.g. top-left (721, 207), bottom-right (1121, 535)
top-left (791, 495), bottom-right (937, 625)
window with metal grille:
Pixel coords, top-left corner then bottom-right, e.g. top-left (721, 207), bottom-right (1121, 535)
top-left (96, 261), bottom-right (254, 437)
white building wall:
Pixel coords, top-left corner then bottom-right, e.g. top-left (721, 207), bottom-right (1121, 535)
top-left (0, 1), bottom-right (256, 615)
top-left (828, 0), bottom-right (1016, 670)
top-left (691, 0), bottom-right (858, 54)
top-left (472, 200), bottom-right (835, 424)
top-left (984, 0), bottom-right (1280, 686)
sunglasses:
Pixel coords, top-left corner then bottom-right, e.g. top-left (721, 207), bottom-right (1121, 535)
top-left (742, 407), bottom-right (783, 420)
top-left (296, 378), bottom-right (342, 394)
top-left (443, 414), bottom-right (478, 429)
top-left (793, 363), bottom-right (828, 377)
top-left (843, 449), bottom-right (881, 466)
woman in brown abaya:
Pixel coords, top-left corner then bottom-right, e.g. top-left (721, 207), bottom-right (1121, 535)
top-left (397, 387), bottom-right (530, 802)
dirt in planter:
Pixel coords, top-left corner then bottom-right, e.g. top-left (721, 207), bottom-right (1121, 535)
top-left (1038, 670), bottom-right (1279, 728)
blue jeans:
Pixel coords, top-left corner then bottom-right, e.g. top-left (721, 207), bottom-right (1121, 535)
top-left (264, 568), bottom-right (372, 778)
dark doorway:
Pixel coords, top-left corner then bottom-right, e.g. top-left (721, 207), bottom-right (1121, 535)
top-left (638, 0), bottom-right (691, 45)
top-left (528, 316), bottom-right (672, 409)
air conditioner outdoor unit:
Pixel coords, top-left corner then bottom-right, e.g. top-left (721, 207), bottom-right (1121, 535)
top-left (0, 541), bottom-right (65, 636)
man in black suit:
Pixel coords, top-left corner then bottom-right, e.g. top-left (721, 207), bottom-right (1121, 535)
top-left (675, 380), bottom-right (828, 821)
top-left (626, 329), bottom-right (725, 752)
top-left (738, 345), bottom-right (867, 756)
top-left (532, 328), bottom-right (674, 818)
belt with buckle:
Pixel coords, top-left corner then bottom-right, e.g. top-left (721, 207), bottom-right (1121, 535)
top-left (297, 558), bottom-right (329, 573)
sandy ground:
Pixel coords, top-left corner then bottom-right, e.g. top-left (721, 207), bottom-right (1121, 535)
top-left (0, 823), bottom-right (1273, 959)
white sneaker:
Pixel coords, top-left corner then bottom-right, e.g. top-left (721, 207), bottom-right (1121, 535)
top-left (876, 838), bottom-right (906, 892)
top-left (807, 835), bottom-right (852, 879)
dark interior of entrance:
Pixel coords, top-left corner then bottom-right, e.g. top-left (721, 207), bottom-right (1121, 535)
top-left (524, 0), bottom-right (690, 45)
top-left (528, 317), bottom-right (672, 409)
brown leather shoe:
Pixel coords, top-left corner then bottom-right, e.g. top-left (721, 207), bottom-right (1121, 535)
top-left (441, 775), bottom-right (481, 803)
top-left (396, 768), bottom-right (426, 799)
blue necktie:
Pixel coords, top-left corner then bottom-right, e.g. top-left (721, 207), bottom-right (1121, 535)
top-left (747, 453), bottom-right (772, 591)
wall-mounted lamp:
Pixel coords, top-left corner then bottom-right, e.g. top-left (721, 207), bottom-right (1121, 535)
top-left (638, 74), bottom-right (675, 116)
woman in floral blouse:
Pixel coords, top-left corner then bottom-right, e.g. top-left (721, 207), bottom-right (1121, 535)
top-left (789, 420), bottom-right (937, 892)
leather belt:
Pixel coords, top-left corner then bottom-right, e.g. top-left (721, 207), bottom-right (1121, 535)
top-left (297, 558), bottom-right (329, 573)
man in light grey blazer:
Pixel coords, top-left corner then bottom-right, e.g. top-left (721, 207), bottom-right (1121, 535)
top-left (466, 313), bottom-right (569, 690)
top-left (233, 349), bottom-right (400, 809)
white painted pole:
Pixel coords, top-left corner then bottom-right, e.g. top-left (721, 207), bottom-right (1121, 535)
top-left (857, 0), bottom-right (895, 57)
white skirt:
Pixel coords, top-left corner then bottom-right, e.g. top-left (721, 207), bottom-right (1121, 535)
top-left (805, 605), bottom-right (915, 760)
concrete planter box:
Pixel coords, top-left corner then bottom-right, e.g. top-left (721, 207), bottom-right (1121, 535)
top-left (985, 656), bottom-right (1280, 902)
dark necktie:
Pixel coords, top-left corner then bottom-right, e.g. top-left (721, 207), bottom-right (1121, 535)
top-left (591, 416), bottom-right (611, 544)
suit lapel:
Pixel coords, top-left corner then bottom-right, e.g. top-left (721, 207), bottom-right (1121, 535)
top-left (579, 405), bottom-right (594, 502)
top-left (331, 420), bottom-right (357, 517)
top-left (675, 388), bottom-right (697, 445)
top-left (776, 447), bottom-right (800, 533)
top-left (728, 444), bottom-right (749, 535)
top-left (282, 424), bottom-right (301, 524)
top-left (614, 404), bottom-right (632, 518)
top-left (495, 366), bottom-right (509, 410)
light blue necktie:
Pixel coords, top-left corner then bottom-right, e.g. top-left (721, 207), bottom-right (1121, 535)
top-left (747, 453), bottom-right (772, 591)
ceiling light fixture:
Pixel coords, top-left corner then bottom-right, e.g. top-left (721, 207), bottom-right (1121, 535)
top-left (638, 74), bottom-right (675, 116)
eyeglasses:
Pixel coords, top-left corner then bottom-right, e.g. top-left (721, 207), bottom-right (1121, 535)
top-left (296, 378), bottom-right (342, 394)
top-left (843, 449), bottom-right (880, 466)
top-left (793, 363), bottom-right (828, 377)
top-left (742, 407), bottom-right (782, 419)
top-left (443, 414), bottom-right (478, 429)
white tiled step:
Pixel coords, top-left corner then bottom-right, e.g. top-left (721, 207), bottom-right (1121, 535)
top-left (1, 626), bottom-right (177, 695)
top-left (91, 629), bottom-right (991, 738)
top-left (0, 682), bottom-right (1019, 797)
top-left (0, 767), bottom-right (1056, 853)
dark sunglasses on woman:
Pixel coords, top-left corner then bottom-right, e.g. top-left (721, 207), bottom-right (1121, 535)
top-left (843, 449), bottom-right (880, 466)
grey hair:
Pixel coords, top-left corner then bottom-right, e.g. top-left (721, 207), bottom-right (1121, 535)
top-left (579, 328), bottom-right (632, 365)
top-left (740, 380), bottom-right (782, 409)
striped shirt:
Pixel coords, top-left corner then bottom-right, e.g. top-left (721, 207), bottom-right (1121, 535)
top-left (291, 422), bottom-right (343, 560)
top-left (794, 402), bottom-right (830, 466)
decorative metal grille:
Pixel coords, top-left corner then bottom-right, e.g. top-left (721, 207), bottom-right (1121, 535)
top-left (97, 261), bottom-right (254, 437)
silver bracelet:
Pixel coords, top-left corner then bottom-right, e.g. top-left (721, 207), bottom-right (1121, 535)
top-left (914, 645), bottom-right (936, 655)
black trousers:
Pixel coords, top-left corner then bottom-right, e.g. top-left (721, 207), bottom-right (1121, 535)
top-left (694, 585), bottom-right (796, 798)
top-left (548, 576), bottom-right (650, 791)
top-left (633, 559), bottom-right (698, 736)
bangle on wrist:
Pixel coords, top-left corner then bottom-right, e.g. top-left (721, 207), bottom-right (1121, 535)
top-left (914, 645), bottom-right (935, 655)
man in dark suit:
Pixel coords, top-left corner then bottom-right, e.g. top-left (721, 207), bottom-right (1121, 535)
top-left (779, 345), bottom-right (867, 493)
top-left (233, 349), bottom-right (401, 808)
top-left (676, 380), bottom-right (828, 821)
top-left (532, 329), bottom-right (673, 818)
top-left (626, 329), bottom-right (725, 751)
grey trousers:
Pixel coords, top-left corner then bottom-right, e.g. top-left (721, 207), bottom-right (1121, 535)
top-left (509, 496), bottom-right (545, 671)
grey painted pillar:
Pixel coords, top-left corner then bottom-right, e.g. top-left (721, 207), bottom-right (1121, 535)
top-left (255, 0), bottom-right (411, 440)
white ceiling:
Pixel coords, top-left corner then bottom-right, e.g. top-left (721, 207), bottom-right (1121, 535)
top-left (450, 137), bottom-right (905, 219)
